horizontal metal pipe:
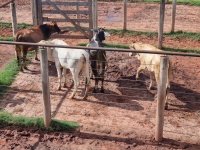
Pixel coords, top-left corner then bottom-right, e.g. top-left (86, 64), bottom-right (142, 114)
top-left (0, 40), bottom-right (200, 57)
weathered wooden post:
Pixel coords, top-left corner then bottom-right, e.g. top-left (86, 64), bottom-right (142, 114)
top-left (171, 0), bottom-right (177, 32)
top-left (123, 0), bottom-right (127, 30)
top-left (158, 0), bottom-right (165, 49)
top-left (92, 0), bottom-right (98, 35)
top-left (39, 46), bottom-right (51, 127)
top-left (155, 56), bottom-right (168, 142)
top-left (88, 0), bottom-right (93, 40)
top-left (10, 0), bottom-right (17, 37)
top-left (31, 0), bottom-right (38, 25)
top-left (76, 0), bottom-right (80, 26)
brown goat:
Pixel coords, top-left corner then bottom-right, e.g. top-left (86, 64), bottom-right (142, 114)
top-left (14, 21), bottom-right (61, 71)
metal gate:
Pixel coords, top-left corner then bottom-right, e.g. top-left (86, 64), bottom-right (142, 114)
top-left (32, 0), bottom-right (94, 40)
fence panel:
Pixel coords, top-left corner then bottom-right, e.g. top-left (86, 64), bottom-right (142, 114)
top-left (0, 42), bottom-right (200, 145)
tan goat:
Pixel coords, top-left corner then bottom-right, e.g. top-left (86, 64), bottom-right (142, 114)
top-left (129, 42), bottom-right (172, 110)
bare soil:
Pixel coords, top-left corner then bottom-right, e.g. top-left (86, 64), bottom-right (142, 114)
top-left (0, 1), bottom-right (200, 149)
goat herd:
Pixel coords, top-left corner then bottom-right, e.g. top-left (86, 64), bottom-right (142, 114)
top-left (14, 21), bottom-right (172, 110)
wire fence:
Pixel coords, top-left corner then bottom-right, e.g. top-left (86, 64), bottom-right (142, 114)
top-left (0, 1), bottom-right (200, 33)
top-left (0, 41), bottom-right (200, 144)
top-left (97, 1), bottom-right (200, 32)
top-left (0, 0), bottom-right (200, 145)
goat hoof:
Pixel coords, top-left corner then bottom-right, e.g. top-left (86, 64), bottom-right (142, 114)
top-left (83, 95), bottom-right (88, 100)
top-left (100, 89), bottom-right (104, 93)
top-left (57, 87), bottom-right (61, 90)
top-left (35, 58), bottom-right (39, 61)
top-left (69, 95), bottom-right (75, 99)
top-left (24, 66), bottom-right (28, 70)
top-left (164, 104), bottom-right (168, 110)
top-left (20, 68), bottom-right (24, 72)
top-left (93, 89), bottom-right (97, 93)
top-left (63, 84), bottom-right (67, 88)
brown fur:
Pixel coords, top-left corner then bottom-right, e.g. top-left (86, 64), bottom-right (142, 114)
top-left (14, 21), bottom-right (61, 71)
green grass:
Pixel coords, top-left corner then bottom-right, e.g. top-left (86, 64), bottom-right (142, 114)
top-left (0, 22), bottom-right (33, 28)
top-left (0, 110), bottom-right (78, 131)
top-left (129, 0), bottom-right (200, 6)
top-left (0, 37), bottom-right (13, 41)
top-left (0, 58), bottom-right (19, 95)
top-left (107, 29), bottom-right (200, 41)
top-left (4, 29), bottom-right (199, 41)
top-left (78, 42), bottom-right (200, 54)
top-left (163, 46), bottom-right (200, 54)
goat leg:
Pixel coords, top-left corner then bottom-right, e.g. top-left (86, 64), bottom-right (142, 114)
top-left (35, 49), bottom-right (39, 61)
top-left (93, 78), bottom-right (98, 93)
top-left (100, 78), bottom-right (104, 93)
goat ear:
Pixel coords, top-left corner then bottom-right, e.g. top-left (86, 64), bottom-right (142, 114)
top-left (104, 31), bottom-right (110, 36)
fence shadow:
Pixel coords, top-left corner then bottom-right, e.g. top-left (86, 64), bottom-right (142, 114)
top-left (116, 74), bottom-right (156, 101)
top-left (83, 73), bottom-right (157, 111)
top-left (169, 81), bottom-right (200, 112)
top-left (71, 131), bottom-right (200, 149)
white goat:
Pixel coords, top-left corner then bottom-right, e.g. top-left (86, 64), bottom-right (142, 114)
top-left (39, 39), bottom-right (90, 100)
top-left (129, 42), bottom-right (172, 109)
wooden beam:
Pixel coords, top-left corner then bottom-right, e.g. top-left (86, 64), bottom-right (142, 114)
top-left (155, 56), bottom-right (168, 142)
top-left (39, 46), bottom-right (51, 127)
top-left (10, 1), bottom-right (17, 37)
top-left (158, 0), bottom-right (165, 49)
top-left (171, 0), bottom-right (177, 32)
top-left (123, 0), bottom-right (127, 30)
top-left (46, 0), bottom-right (90, 39)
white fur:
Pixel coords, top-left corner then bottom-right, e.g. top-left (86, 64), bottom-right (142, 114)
top-left (39, 39), bottom-right (90, 99)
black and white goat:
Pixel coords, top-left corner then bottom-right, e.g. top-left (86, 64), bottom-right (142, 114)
top-left (86, 28), bottom-right (110, 93)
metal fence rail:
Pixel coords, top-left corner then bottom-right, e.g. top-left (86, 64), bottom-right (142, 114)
top-left (0, 41), bottom-right (200, 143)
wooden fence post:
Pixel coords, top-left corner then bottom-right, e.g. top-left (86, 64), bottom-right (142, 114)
top-left (76, 0), bottom-right (80, 26)
top-left (158, 0), bottom-right (165, 49)
top-left (155, 56), bottom-right (168, 142)
top-left (88, 0), bottom-right (93, 40)
top-left (123, 0), bottom-right (127, 30)
top-left (37, 0), bottom-right (43, 24)
top-left (171, 0), bottom-right (177, 32)
top-left (92, 0), bottom-right (98, 35)
top-left (39, 46), bottom-right (51, 127)
top-left (10, 1), bottom-right (17, 37)
top-left (31, 0), bottom-right (38, 25)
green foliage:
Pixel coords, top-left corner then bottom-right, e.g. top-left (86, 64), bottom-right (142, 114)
top-left (0, 110), bottom-right (79, 131)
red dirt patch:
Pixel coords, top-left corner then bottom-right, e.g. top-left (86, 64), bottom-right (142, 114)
top-left (0, 1), bottom-right (200, 149)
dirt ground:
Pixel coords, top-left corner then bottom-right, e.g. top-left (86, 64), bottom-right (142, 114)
top-left (0, 1), bottom-right (200, 149)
